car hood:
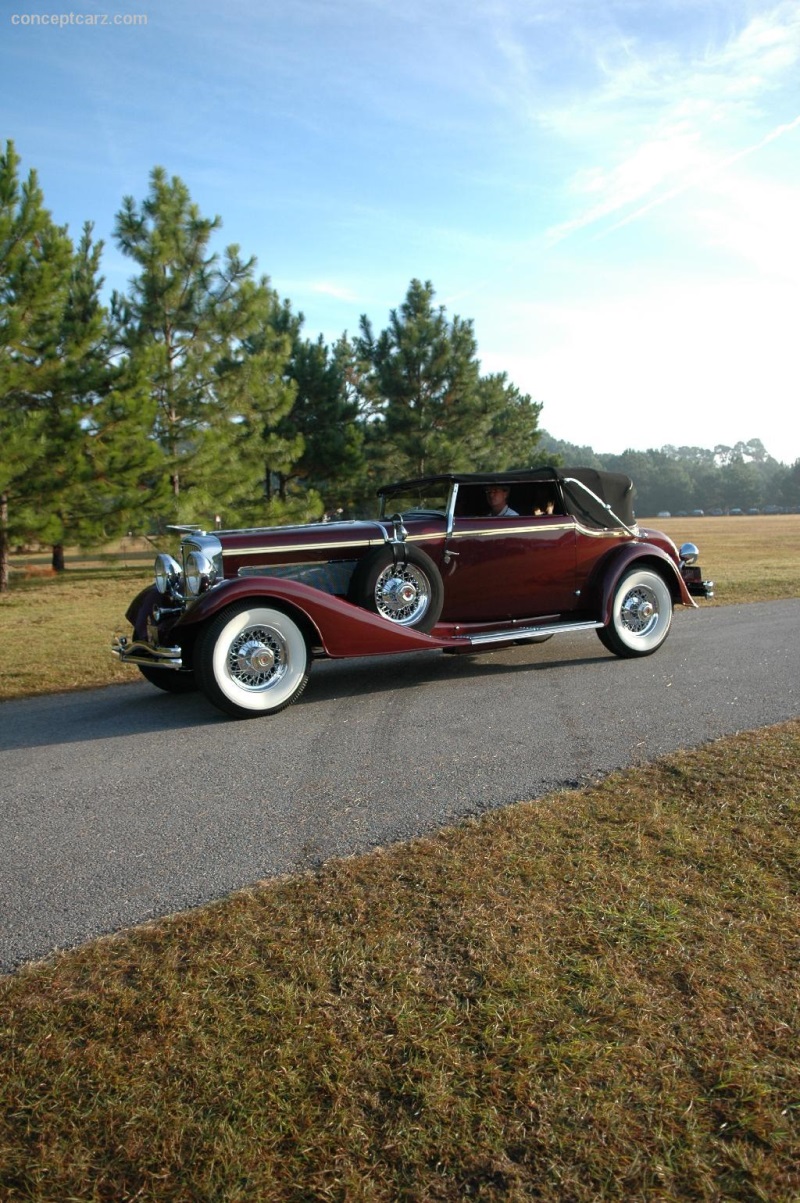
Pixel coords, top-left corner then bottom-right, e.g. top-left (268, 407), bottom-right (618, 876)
top-left (214, 519), bottom-right (391, 563)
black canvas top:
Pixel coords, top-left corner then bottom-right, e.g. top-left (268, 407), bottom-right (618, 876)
top-left (379, 467), bottom-right (636, 529)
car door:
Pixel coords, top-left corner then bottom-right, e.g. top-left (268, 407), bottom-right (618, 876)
top-left (440, 512), bottom-right (578, 623)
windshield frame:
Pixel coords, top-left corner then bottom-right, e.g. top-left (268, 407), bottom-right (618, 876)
top-left (378, 480), bottom-right (455, 522)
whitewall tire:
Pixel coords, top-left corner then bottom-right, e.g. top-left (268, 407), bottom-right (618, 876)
top-left (196, 603), bottom-right (310, 719)
top-left (597, 568), bottom-right (673, 659)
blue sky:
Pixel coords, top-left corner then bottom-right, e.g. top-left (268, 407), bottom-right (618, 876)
top-left (4, 0), bottom-right (799, 463)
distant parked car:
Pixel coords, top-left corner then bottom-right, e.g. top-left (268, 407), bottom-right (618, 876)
top-left (657, 510), bottom-right (671, 518)
top-left (691, 509), bottom-right (705, 516)
top-left (113, 467), bottom-right (714, 719)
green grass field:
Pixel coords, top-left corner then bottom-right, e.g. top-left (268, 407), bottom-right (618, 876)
top-left (1, 517), bottom-right (798, 1200)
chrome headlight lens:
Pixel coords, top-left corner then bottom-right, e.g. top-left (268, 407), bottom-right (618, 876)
top-left (182, 535), bottom-right (223, 597)
top-left (154, 553), bottom-right (183, 599)
top-left (679, 542), bottom-right (699, 565)
top-left (184, 549), bottom-right (218, 596)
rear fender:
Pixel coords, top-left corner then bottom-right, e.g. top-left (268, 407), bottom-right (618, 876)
top-left (587, 544), bottom-right (696, 624)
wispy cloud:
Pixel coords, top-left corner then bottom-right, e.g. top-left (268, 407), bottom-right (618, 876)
top-left (527, 3), bottom-right (800, 244)
top-left (546, 113), bottom-right (800, 245)
top-left (308, 281), bottom-right (359, 302)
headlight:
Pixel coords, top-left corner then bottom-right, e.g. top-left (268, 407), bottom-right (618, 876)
top-left (154, 553), bottom-right (183, 598)
top-left (184, 548), bottom-right (219, 596)
top-left (679, 542), bottom-right (699, 565)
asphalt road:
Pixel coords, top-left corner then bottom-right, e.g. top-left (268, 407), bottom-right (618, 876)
top-left (2, 599), bottom-right (798, 973)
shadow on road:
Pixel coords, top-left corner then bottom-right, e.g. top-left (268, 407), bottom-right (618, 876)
top-left (0, 639), bottom-right (613, 751)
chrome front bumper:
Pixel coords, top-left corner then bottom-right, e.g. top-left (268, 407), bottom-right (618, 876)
top-left (112, 635), bottom-right (184, 670)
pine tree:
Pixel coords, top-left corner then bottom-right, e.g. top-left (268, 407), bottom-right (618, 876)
top-left (210, 281), bottom-right (317, 527)
top-left (112, 168), bottom-right (294, 526)
top-left (355, 279), bottom-right (542, 483)
top-left (474, 371), bottom-right (544, 471)
top-left (276, 333), bottom-right (366, 516)
top-left (37, 222), bottom-right (116, 568)
top-left (79, 354), bottom-right (168, 541)
top-left (0, 141), bottom-right (77, 589)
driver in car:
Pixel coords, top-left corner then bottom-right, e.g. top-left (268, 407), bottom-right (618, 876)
top-left (484, 485), bottom-right (518, 517)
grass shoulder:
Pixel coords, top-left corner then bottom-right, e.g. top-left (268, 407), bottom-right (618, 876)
top-left (1, 722), bottom-right (798, 1200)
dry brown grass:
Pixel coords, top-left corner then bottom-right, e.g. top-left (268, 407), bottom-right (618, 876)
top-left (1, 722), bottom-right (798, 1200)
top-left (0, 567), bottom-right (152, 700)
top-left (15, 565), bottom-right (57, 579)
top-left (649, 514), bottom-right (800, 605)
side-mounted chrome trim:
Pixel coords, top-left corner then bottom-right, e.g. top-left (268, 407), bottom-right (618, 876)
top-left (449, 521), bottom-right (575, 539)
top-left (222, 535), bottom-right (385, 558)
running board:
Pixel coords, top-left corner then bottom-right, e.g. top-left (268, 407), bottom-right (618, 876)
top-left (460, 620), bottom-right (603, 648)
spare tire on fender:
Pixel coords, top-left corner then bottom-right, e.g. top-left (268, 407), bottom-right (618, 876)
top-left (348, 545), bottom-right (444, 632)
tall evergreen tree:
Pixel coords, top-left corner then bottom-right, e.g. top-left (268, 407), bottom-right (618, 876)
top-left (474, 370), bottom-right (545, 471)
top-left (36, 222), bottom-right (115, 568)
top-left (275, 333), bottom-right (366, 515)
top-left (355, 279), bottom-right (542, 482)
top-left (210, 282), bottom-right (320, 527)
top-left (0, 141), bottom-right (82, 588)
top-left (781, 459), bottom-right (800, 507)
top-left (112, 168), bottom-right (299, 526)
top-left (79, 353), bottom-right (168, 540)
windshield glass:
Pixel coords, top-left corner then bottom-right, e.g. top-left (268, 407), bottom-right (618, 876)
top-left (378, 482), bottom-right (451, 519)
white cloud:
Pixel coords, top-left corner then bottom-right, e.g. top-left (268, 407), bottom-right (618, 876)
top-left (523, 2), bottom-right (800, 243)
top-left (308, 281), bottom-right (359, 302)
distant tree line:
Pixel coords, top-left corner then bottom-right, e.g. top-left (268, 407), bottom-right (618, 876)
top-left (0, 143), bottom-right (543, 590)
top-left (2, 139), bottom-right (798, 591)
top-left (541, 435), bottom-right (800, 517)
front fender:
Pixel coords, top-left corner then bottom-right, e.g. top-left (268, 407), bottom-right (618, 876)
top-left (173, 576), bottom-right (451, 658)
top-left (125, 584), bottom-right (160, 635)
top-left (588, 543), bottom-right (697, 624)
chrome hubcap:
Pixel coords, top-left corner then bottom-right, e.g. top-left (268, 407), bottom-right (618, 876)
top-left (236, 639), bottom-right (276, 674)
top-left (375, 566), bottom-right (429, 624)
top-left (621, 587), bottom-right (658, 634)
top-left (384, 577), bottom-right (417, 606)
top-left (228, 627), bottom-right (286, 689)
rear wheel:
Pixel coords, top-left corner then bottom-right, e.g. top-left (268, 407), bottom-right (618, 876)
top-left (597, 568), bottom-right (673, 658)
top-left (196, 602), bottom-right (310, 719)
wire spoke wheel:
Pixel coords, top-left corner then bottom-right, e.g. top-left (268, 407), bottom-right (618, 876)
top-left (197, 603), bottom-right (310, 718)
top-left (348, 546), bottom-right (444, 633)
top-left (374, 563), bottom-right (432, 625)
top-left (598, 568), bottom-right (673, 658)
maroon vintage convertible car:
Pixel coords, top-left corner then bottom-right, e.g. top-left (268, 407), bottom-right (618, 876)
top-left (113, 467), bottom-right (713, 718)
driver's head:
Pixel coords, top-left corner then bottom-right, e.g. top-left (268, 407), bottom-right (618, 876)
top-left (485, 485), bottom-right (510, 515)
